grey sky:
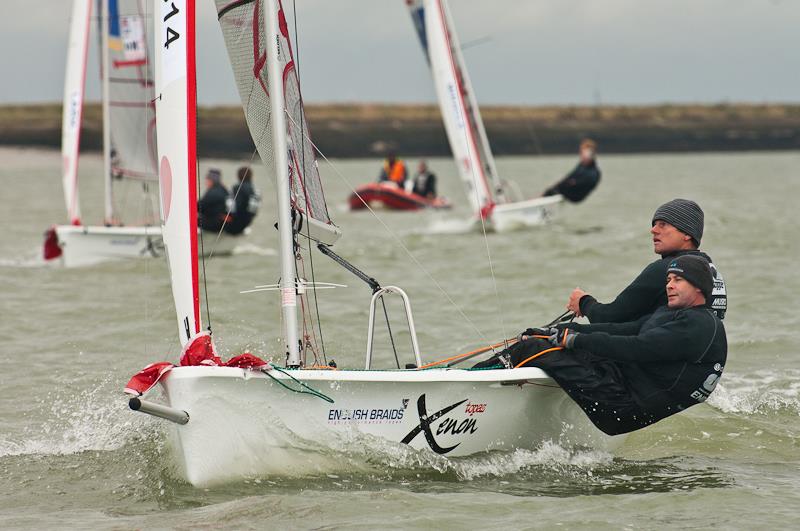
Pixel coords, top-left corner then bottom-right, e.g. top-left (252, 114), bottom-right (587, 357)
top-left (2, 0), bottom-right (798, 106)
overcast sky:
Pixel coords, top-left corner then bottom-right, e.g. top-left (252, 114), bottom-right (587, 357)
top-left (2, 0), bottom-right (798, 106)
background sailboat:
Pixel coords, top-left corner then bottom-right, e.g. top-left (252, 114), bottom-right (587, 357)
top-left (406, 0), bottom-right (562, 231)
top-left (45, 0), bottom-right (162, 267)
top-left (127, 0), bottom-right (619, 487)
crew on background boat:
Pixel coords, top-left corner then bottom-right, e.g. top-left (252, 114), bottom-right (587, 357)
top-left (410, 160), bottom-right (437, 198)
top-left (476, 254), bottom-right (727, 435)
top-left (567, 198), bottom-right (728, 323)
top-left (197, 168), bottom-right (230, 233)
top-left (378, 152), bottom-right (408, 188)
top-left (224, 166), bottom-right (260, 235)
top-left (543, 138), bottom-right (601, 202)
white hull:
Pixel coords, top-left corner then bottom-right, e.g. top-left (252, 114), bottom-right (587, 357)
top-left (54, 225), bottom-right (163, 267)
top-left (160, 365), bottom-right (623, 486)
top-left (52, 225), bottom-right (242, 267)
top-left (489, 195), bottom-right (563, 232)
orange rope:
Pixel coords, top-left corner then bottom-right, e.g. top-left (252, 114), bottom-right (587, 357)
top-left (419, 338), bottom-right (516, 369)
top-left (514, 346), bottom-right (563, 368)
top-left (419, 334), bottom-right (552, 369)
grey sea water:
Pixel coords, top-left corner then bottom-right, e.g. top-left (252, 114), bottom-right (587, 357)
top-left (1, 146), bottom-right (799, 529)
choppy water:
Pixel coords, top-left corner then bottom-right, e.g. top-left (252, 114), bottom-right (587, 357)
top-left (1, 146), bottom-right (799, 528)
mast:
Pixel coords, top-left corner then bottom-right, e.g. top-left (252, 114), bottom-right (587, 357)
top-left (266, 0), bottom-right (300, 366)
top-left (101, 0), bottom-right (114, 224)
top-left (62, 0), bottom-right (92, 226)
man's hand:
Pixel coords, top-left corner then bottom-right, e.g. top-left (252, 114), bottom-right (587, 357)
top-left (567, 287), bottom-right (587, 316)
top-left (517, 327), bottom-right (556, 342)
top-left (548, 328), bottom-right (579, 349)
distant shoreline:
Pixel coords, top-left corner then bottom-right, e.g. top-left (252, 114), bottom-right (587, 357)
top-left (2, 102), bottom-right (798, 158)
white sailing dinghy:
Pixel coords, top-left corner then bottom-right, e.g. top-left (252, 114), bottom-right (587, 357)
top-left (126, 0), bottom-right (620, 487)
top-left (46, 0), bottom-right (240, 267)
top-left (406, 0), bottom-right (562, 231)
top-left (45, 0), bottom-right (165, 267)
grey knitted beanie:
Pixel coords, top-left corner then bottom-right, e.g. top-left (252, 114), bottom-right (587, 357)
top-left (652, 199), bottom-right (704, 245)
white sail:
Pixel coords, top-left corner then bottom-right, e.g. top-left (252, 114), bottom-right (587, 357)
top-left (104, 0), bottom-right (158, 181)
top-left (215, 0), bottom-right (340, 246)
top-left (153, 0), bottom-right (201, 345)
top-left (61, 0), bottom-right (93, 225)
top-left (407, 0), bottom-right (505, 218)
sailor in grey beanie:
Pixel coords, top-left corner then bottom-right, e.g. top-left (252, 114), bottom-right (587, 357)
top-left (652, 199), bottom-right (704, 245)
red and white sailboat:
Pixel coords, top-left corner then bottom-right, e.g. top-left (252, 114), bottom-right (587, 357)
top-left (407, 0), bottom-right (562, 231)
top-left (126, 0), bottom-right (619, 487)
top-left (45, 0), bottom-right (164, 267)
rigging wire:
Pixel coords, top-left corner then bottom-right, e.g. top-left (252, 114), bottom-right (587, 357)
top-left (283, 112), bottom-right (490, 345)
top-left (441, 0), bottom-right (510, 349)
top-left (193, 22), bottom-right (212, 335)
top-left (379, 296), bottom-right (402, 369)
top-left (290, 0), bottom-right (328, 366)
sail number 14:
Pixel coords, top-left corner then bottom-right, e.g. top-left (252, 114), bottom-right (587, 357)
top-left (162, 1), bottom-right (180, 49)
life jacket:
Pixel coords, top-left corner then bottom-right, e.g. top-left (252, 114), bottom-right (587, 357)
top-left (383, 159), bottom-right (407, 184)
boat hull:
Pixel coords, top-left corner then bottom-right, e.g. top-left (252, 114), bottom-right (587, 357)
top-left (47, 225), bottom-right (242, 267)
top-left (158, 365), bottom-right (623, 486)
top-left (349, 183), bottom-right (451, 211)
top-left (51, 225), bottom-right (163, 267)
top-left (489, 195), bottom-right (563, 232)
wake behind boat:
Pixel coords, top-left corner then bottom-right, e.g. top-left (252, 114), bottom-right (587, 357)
top-left (126, 0), bottom-right (619, 487)
top-left (348, 182), bottom-right (451, 211)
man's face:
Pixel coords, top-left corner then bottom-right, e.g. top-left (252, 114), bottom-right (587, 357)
top-left (666, 273), bottom-right (703, 309)
top-left (579, 147), bottom-right (594, 164)
top-left (651, 220), bottom-right (692, 254)
top-left (205, 177), bottom-right (214, 190)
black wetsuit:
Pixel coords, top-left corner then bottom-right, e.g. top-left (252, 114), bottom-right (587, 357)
top-left (579, 250), bottom-right (728, 322)
top-left (543, 160), bottom-right (601, 203)
top-left (412, 171), bottom-right (437, 198)
top-left (197, 183), bottom-right (230, 233)
top-left (225, 180), bottom-right (260, 235)
top-left (501, 305), bottom-right (727, 435)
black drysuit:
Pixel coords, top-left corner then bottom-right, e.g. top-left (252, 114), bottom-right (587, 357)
top-left (543, 160), bottom-right (601, 203)
top-left (197, 183), bottom-right (230, 233)
top-left (499, 305), bottom-right (727, 435)
top-left (412, 171), bottom-right (437, 198)
top-left (579, 250), bottom-right (728, 322)
top-left (225, 180), bottom-right (259, 235)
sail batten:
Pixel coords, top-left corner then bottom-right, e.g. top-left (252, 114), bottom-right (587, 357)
top-left (62, 0), bottom-right (93, 225)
